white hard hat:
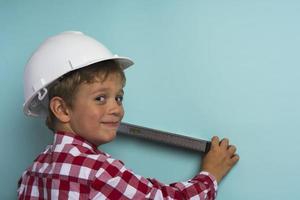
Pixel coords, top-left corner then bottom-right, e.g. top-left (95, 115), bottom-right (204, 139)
top-left (23, 31), bottom-right (134, 117)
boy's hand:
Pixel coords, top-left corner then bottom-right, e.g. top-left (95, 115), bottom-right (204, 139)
top-left (201, 136), bottom-right (239, 183)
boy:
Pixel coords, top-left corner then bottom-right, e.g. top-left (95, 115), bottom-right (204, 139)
top-left (18, 31), bottom-right (239, 199)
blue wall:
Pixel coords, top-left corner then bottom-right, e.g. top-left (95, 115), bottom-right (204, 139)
top-left (1, 1), bottom-right (300, 199)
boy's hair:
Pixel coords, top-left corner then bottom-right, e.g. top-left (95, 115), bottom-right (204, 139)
top-left (46, 60), bottom-right (126, 132)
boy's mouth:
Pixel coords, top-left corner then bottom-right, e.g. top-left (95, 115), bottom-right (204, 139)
top-left (101, 121), bottom-right (121, 129)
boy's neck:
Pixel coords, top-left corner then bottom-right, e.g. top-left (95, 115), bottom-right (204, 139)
top-left (55, 122), bottom-right (74, 134)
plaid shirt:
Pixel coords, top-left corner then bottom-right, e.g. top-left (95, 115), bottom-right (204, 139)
top-left (18, 131), bottom-right (218, 199)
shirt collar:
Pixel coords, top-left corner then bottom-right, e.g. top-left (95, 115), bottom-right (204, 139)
top-left (54, 131), bottom-right (99, 153)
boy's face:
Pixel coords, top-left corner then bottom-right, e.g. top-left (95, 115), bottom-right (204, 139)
top-left (66, 73), bottom-right (124, 146)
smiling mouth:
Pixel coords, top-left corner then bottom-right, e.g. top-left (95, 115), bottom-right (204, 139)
top-left (101, 121), bottom-right (120, 128)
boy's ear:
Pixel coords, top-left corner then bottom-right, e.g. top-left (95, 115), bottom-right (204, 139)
top-left (49, 97), bottom-right (71, 123)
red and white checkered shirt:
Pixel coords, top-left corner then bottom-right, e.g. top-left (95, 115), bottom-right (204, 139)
top-left (18, 131), bottom-right (218, 199)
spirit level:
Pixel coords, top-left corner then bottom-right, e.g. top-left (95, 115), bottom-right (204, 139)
top-left (117, 122), bottom-right (211, 153)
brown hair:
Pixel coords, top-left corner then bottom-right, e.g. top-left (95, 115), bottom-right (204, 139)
top-left (46, 60), bottom-right (126, 132)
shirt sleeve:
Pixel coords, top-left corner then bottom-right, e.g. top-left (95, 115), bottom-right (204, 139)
top-left (90, 158), bottom-right (218, 200)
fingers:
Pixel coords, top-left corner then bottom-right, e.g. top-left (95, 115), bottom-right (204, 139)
top-left (211, 136), bottom-right (231, 149)
top-left (211, 136), bottom-right (220, 148)
top-left (231, 154), bottom-right (240, 164)
top-left (228, 145), bottom-right (237, 154)
top-left (211, 136), bottom-right (238, 157)
top-left (226, 144), bottom-right (239, 165)
top-left (229, 145), bottom-right (239, 163)
top-left (220, 138), bottom-right (229, 149)
top-left (211, 137), bottom-right (235, 149)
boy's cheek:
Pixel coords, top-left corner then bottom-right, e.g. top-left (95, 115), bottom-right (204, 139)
top-left (120, 108), bottom-right (125, 119)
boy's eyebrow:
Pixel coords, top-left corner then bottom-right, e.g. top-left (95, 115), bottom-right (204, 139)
top-left (91, 88), bottom-right (124, 94)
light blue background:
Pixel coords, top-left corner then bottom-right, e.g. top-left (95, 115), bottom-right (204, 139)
top-left (1, 0), bottom-right (300, 199)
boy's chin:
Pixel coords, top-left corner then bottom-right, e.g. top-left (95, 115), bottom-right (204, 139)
top-left (93, 130), bottom-right (117, 146)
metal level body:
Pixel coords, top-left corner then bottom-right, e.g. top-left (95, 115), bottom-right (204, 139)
top-left (117, 122), bottom-right (211, 153)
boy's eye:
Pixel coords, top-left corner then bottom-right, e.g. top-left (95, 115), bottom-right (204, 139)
top-left (115, 96), bottom-right (123, 103)
top-left (95, 96), bottom-right (106, 102)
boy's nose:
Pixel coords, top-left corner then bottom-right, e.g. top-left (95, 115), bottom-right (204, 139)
top-left (107, 99), bottom-right (124, 117)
